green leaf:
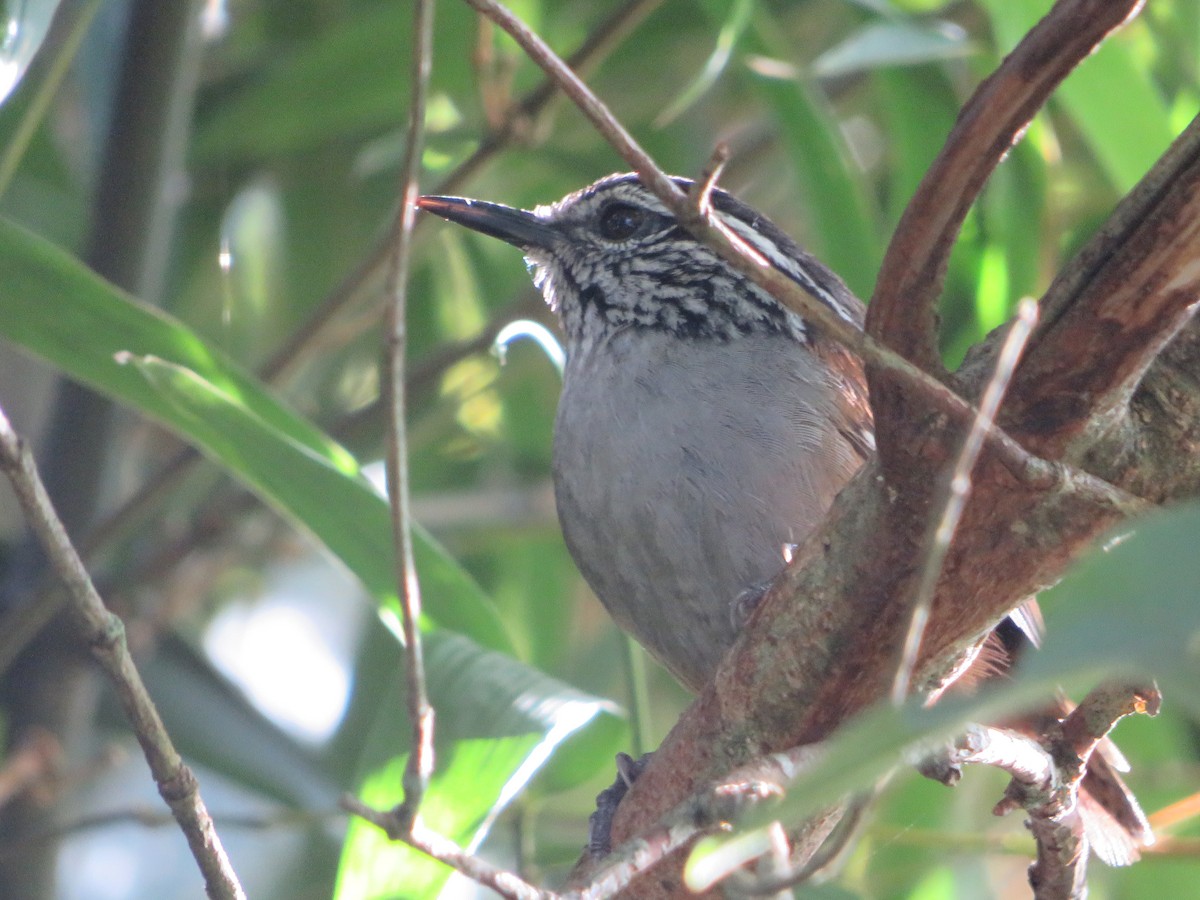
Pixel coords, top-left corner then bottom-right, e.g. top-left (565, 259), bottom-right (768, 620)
top-left (0, 215), bottom-right (509, 651)
top-left (192, 3), bottom-right (479, 162)
top-left (1026, 503), bottom-right (1200, 710)
top-left (0, 214), bottom-right (627, 896)
top-left (812, 20), bottom-right (975, 79)
top-left (656, 0), bottom-right (755, 126)
top-left (334, 631), bottom-right (622, 899)
top-left (743, 12), bottom-right (882, 298)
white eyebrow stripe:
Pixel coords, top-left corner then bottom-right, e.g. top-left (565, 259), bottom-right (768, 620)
top-left (720, 215), bottom-right (861, 327)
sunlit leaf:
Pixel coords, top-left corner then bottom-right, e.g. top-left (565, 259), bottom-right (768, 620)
top-left (335, 631), bottom-right (622, 899)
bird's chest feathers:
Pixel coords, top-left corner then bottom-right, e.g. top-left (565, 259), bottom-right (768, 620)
top-left (551, 334), bottom-right (821, 550)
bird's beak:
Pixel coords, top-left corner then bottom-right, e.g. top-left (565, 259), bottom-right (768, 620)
top-left (416, 195), bottom-right (556, 250)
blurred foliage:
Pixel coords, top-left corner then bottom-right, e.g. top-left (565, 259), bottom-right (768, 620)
top-left (0, 0), bottom-right (1197, 898)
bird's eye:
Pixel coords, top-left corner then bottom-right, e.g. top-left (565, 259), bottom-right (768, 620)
top-left (597, 202), bottom-right (646, 241)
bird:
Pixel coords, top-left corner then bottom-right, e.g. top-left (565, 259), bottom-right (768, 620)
top-left (416, 172), bottom-right (1149, 864)
top-left (418, 173), bottom-right (872, 693)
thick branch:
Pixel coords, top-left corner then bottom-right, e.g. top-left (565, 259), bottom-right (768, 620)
top-left (866, 0), bottom-right (1142, 376)
top-left (1001, 113), bottom-right (1200, 457)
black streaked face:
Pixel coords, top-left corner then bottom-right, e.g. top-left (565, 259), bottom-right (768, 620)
top-left (418, 174), bottom-right (864, 347)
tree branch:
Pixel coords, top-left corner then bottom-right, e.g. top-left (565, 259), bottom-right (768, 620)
top-left (866, 0), bottom-right (1144, 377)
top-left (381, 0), bottom-right (436, 828)
top-left (0, 406), bottom-right (244, 900)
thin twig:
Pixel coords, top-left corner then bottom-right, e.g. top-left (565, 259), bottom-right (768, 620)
top-left (892, 298), bottom-right (1039, 702)
top-left (687, 143), bottom-right (729, 216)
top-left (0, 405), bottom-right (244, 900)
top-left (342, 795), bottom-right (552, 900)
top-left (382, 0), bottom-right (436, 827)
top-left (950, 683), bottom-right (1160, 900)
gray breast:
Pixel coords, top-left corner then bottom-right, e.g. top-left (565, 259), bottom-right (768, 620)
top-left (552, 328), bottom-right (863, 692)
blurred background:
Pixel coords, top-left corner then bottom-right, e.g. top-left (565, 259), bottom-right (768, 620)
top-left (0, 0), bottom-right (1197, 897)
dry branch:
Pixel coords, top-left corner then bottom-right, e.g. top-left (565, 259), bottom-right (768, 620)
top-left (0, 407), bottom-right (244, 900)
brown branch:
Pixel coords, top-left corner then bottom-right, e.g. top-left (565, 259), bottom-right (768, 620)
top-left (994, 683), bottom-right (1159, 899)
top-left (0, 405), bottom-right (244, 900)
top-left (381, 0), bottom-right (436, 826)
top-left (595, 73), bottom-right (1193, 900)
top-left (866, 0), bottom-right (1143, 376)
top-left (1002, 112), bottom-right (1200, 458)
top-left (455, 2), bottom-right (1175, 897)
top-left (342, 795), bottom-right (551, 900)
top-left (949, 724), bottom-right (1090, 899)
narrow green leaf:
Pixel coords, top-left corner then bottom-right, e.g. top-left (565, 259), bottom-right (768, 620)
top-left (0, 216), bottom-right (509, 651)
top-left (656, 0), bottom-right (755, 126)
top-left (0, 215), bottom-right (627, 896)
top-left (1026, 503), bottom-right (1200, 710)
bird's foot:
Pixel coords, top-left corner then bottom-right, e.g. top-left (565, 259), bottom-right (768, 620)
top-left (587, 751), bottom-right (653, 859)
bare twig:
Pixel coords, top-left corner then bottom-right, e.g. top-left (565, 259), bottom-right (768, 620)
top-left (1004, 111), bottom-right (1200, 458)
top-left (687, 143), bottom-right (729, 216)
top-left (0, 405), bottom-right (244, 900)
top-left (950, 683), bottom-right (1160, 900)
top-left (382, 0), bottom-right (436, 827)
top-left (342, 795), bottom-right (552, 900)
top-left (952, 723), bottom-right (1090, 898)
top-left (866, 0), bottom-right (1145, 375)
top-left (892, 298), bottom-right (1039, 702)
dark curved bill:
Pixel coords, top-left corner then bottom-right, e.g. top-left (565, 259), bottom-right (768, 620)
top-left (416, 195), bottom-right (556, 250)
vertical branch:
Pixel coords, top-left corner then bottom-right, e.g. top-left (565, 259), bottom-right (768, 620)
top-left (383, 0), bottom-right (436, 824)
top-left (892, 299), bottom-right (1038, 702)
